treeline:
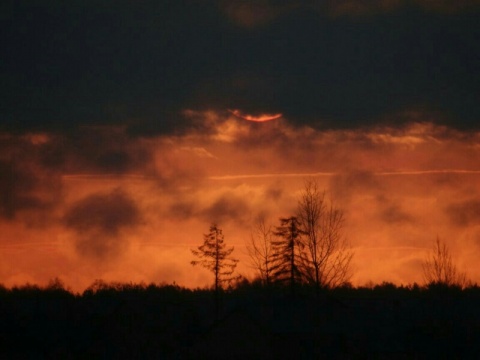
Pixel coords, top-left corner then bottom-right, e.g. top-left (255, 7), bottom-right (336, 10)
top-left (192, 180), bottom-right (470, 301)
top-left (2, 276), bottom-right (479, 301)
top-left (191, 180), bottom-right (355, 310)
top-left (1, 279), bottom-right (480, 358)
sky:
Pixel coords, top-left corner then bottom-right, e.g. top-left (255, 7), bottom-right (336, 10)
top-left (1, 0), bottom-right (480, 291)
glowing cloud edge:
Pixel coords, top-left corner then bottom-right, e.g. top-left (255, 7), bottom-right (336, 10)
top-left (228, 109), bottom-right (283, 122)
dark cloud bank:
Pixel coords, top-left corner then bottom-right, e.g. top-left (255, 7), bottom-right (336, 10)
top-left (2, 0), bottom-right (479, 135)
top-left (169, 193), bottom-right (252, 225)
top-left (63, 189), bottom-right (141, 259)
top-left (0, 136), bottom-right (63, 222)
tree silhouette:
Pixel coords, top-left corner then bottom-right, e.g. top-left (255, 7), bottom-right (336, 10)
top-left (422, 237), bottom-right (467, 288)
top-left (271, 216), bottom-right (305, 296)
top-left (191, 223), bottom-right (238, 315)
top-left (297, 179), bottom-right (353, 291)
top-left (246, 216), bottom-right (275, 286)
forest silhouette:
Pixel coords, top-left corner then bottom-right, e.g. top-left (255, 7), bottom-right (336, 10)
top-left (1, 279), bottom-right (480, 358)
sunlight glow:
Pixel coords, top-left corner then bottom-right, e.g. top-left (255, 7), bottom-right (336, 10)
top-left (228, 109), bottom-right (283, 122)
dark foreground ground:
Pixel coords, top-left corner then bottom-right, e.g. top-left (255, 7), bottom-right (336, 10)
top-left (1, 281), bottom-right (479, 359)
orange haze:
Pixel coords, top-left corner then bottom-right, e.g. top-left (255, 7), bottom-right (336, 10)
top-left (1, 112), bottom-right (480, 292)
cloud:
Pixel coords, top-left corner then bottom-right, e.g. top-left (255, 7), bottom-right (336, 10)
top-left (218, 0), bottom-right (299, 28)
top-left (200, 194), bottom-right (251, 224)
top-left (2, 1), bottom-right (479, 137)
top-left (63, 189), bottom-right (142, 259)
top-left (46, 127), bottom-right (152, 174)
top-left (64, 189), bottom-right (140, 234)
top-left (265, 184), bottom-right (283, 201)
top-left (167, 192), bottom-right (252, 225)
top-left (2, 107), bottom-right (480, 289)
top-left (322, 0), bottom-right (480, 17)
top-left (168, 200), bottom-right (197, 221)
top-left (218, 0), bottom-right (480, 28)
top-left (0, 135), bottom-right (62, 223)
top-left (0, 160), bottom-right (37, 219)
top-left (378, 201), bottom-right (415, 225)
top-left (414, 0), bottom-right (480, 13)
top-left (445, 199), bottom-right (480, 227)
top-left (330, 170), bottom-right (382, 203)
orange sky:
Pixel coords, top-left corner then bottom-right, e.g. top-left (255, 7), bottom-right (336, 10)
top-left (3, 1), bottom-right (480, 294)
top-left (1, 112), bottom-right (480, 292)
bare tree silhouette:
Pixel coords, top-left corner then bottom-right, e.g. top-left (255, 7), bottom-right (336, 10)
top-left (422, 237), bottom-right (467, 288)
top-left (271, 216), bottom-right (305, 297)
top-left (191, 223), bottom-right (238, 316)
top-left (297, 179), bottom-right (353, 292)
top-left (246, 216), bottom-right (275, 286)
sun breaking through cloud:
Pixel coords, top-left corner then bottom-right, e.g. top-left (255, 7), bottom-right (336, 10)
top-left (1, 2), bottom-right (479, 291)
top-left (228, 109), bottom-right (283, 122)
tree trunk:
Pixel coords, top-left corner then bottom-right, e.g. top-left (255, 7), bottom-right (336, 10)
top-left (215, 230), bottom-right (220, 320)
top-left (290, 222), bottom-right (295, 298)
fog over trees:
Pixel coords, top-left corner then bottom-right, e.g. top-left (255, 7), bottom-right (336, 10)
top-left (246, 180), bottom-right (354, 297)
top-left (297, 180), bottom-right (354, 291)
top-left (423, 237), bottom-right (468, 288)
top-left (246, 217), bottom-right (275, 286)
top-left (1, 180), bottom-right (478, 358)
